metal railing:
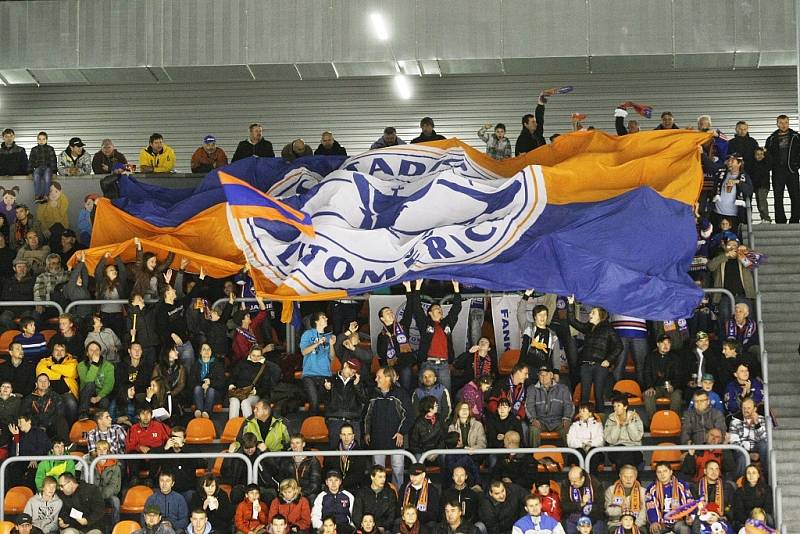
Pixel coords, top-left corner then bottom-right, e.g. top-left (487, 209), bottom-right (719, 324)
top-left (253, 448), bottom-right (417, 479)
top-left (0, 300), bottom-right (64, 316)
top-left (585, 443), bottom-right (750, 473)
top-left (0, 454), bottom-right (90, 521)
top-left (418, 447), bottom-right (584, 469)
top-left (86, 451), bottom-right (254, 484)
top-left (63, 298), bottom-right (158, 315)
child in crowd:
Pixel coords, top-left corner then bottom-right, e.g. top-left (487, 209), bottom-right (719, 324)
top-left (708, 218), bottom-right (739, 253)
top-left (28, 132), bottom-right (58, 203)
top-left (1, 186), bottom-right (18, 227)
top-left (78, 193), bottom-right (99, 246)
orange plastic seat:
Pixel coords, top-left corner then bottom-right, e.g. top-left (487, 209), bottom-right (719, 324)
top-left (212, 451), bottom-right (226, 476)
top-left (649, 410), bottom-right (682, 438)
top-left (40, 329), bottom-right (58, 343)
top-left (534, 446), bottom-right (564, 472)
top-left (69, 419), bottom-right (98, 446)
top-left (331, 357), bottom-right (342, 373)
top-left (651, 442), bottom-right (683, 470)
top-left (656, 397), bottom-right (672, 406)
top-left (112, 521), bottom-right (142, 534)
top-left (120, 485), bottom-right (153, 514)
top-left (186, 417), bottom-right (217, 444)
top-left (613, 379), bottom-right (643, 406)
top-left (572, 383), bottom-right (596, 406)
top-left (4, 486), bottom-right (33, 514)
top-left (371, 356), bottom-right (381, 374)
top-left (498, 349), bottom-right (520, 375)
top-left (300, 415), bottom-right (329, 444)
top-left (220, 416), bottom-right (245, 444)
top-left (0, 330), bottom-right (20, 354)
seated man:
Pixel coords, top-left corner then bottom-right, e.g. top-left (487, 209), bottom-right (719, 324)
top-left (604, 464), bottom-right (647, 533)
top-left (14, 317), bottom-right (48, 364)
top-left (352, 465), bottom-right (398, 534)
top-left (35, 342), bottom-right (78, 424)
top-left (477, 480), bottom-right (526, 534)
top-left (22, 373), bottom-right (67, 441)
top-left (238, 399), bottom-right (290, 452)
top-left (645, 462), bottom-right (694, 534)
top-left (440, 499), bottom-right (478, 534)
top-left (441, 466), bottom-right (482, 525)
top-left (512, 494), bottom-right (563, 534)
top-left (0, 259), bottom-right (35, 332)
top-left (680, 428), bottom-right (738, 483)
top-left (412, 367), bottom-right (452, 421)
top-left (525, 365), bottom-right (573, 447)
top-left (724, 302), bottom-right (759, 356)
top-left (143, 471), bottom-right (189, 533)
top-left (727, 397), bottom-right (768, 476)
top-left (139, 133), bottom-right (176, 173)
top-left (281, 139), bottom-right (313, 162)
top-left (643, 335), bottom-right (683, 423)
top-left (56, 472), bottom-right (104, 534)
top-left (126, 406), bottom-right (171, 484)
top-left (681, 389), bottom-right (726, 446)
top-left (15, 231), bottom-right (50, 276)
top-left (560, 467), bottom-right (604, 534)
top-left (398, 464), bottom-right (441, 529)
top-left (693, 459), bottom-right (736, 522)
top-left (275, 433), bottom-right (322, 501)
top-left (86, 410), bottom-right (127, 456)
top-left (311, 470), bottom-right (355, 534)
top-left (491, 430), bottom-right (539, 491)
top-left (190, 135), bottom-right (228, 174)
top-left (135, 504), bottom-right (175, 534)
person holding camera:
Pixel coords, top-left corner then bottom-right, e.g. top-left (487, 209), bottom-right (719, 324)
top-left (300, 312), bottom-right (335, 415)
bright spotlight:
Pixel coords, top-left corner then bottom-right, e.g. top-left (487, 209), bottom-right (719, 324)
top-left (369, 13), bottom-right (390, 41)
top-left (394, 74), bottom-right (412, 100)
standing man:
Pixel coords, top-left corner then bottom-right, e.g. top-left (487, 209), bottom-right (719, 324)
top-left (139, 133), bottom-right (176, 173)
top-left (364, 366), bottom-right (412, 487)
top-left (0, 128), bottom-right (28, 176)
top-left (765, 114), bottom-right (800, 223)
top-left (514, 95), bottom-right (546, 156)
top-left (411, 117), bottom-right (446, 144)
top-left (232, 123), bottom-right (275, 161)
top-left (299, 312), bottom-right (334, 414)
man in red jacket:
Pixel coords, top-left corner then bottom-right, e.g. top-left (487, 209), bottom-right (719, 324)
top-left (125, 406), bottom-right (170, 484)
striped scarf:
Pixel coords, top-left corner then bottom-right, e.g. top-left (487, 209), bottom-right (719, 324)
top-left (569, 480), bottom-right (594, 515)
top-left (473, 353), bottom-right (492, 378)
top-left (650, 477), bottom-right (689, 524)
top-left (403, 478), bottom-right (430, 512)
top-left (612, 480), bottom-right (642, 512)
top-left (699, 478), bottom-right (725, 514)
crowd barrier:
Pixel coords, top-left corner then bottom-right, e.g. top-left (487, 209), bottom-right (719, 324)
top-left (417, 447), bottom-right (584, 470)
top-left (2, 300), bottom-right (63, 316)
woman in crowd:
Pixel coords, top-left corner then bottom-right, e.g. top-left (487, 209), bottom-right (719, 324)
top-left (189, 474), bottom-right (234, 532)
top-left (190, 342), bottom-right (226, 419)
top-left (84, 314), bottom-right (122, 364)
top-left (94, 251), bottom-right (129, 340)
top-left (268, 478), bottom-right (312, 534)
top-left (409, 395), bottom-right (446, 459)
top-left (733, 465), bottom-right (773, 530)
top-left (152, 345), bottom-right (187, 415)
top-left (447, 401), bottom-right (487, 450)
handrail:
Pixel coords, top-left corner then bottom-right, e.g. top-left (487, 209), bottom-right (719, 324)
top-left (87, 452), bottom-right (254, 484)
top-left (63, 298), bottom-right (160, 314)
top-left (584, 444), bottom-right (750, 475)
top-left (701, 287), bottom-right (736, 311)
top-left (1, 300), bottom-right (64, 315)
top-left (253, 448), bottom-right (417, 480)
top-left (0, 454), bottom-right (91, 521)
top-left (418, 447), bottom-right (584, 470)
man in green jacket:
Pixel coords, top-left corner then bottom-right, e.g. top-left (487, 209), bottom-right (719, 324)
top-left (236, 399), bottom-right (289, 452)
top-left (35, 439), bottom-right (75, 491)
top-left (76, 341), bottom-right (115, 420)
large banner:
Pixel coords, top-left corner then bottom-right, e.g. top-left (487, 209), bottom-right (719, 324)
top-left (490, 295), bottom-right (523, 354)
top-left (368, 295), bottom-right (474, 357)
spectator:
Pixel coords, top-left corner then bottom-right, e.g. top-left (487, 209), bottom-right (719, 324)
top-left (136, 376), bottom-right (173, 424)
top-left (724, 363), bottom-right (764, 415)
top-left (0, 233), bottom-right (14, 279)
top-left (0, 128), bottom-right (29, 176)
top-left (396, 505), bottom-right (429, 534)
top-left (356, 513), bottom-right (378, 534)
top-left (684, 331), bottom-right (715, 392)
top-left (34, 438), bottom-right (75, 492)
top-left (24, 476), bottom-right (62, 534)
top-left (222, 432), bottom-right (262, 504)
top-left (56, 472), bottom-right (104, 534)
top-left (724, 302), bottom-right (759, 356)
top-left (514, 96), bottom-right (546, 156)
top-left (86, 410), bottom-right (127, 455)
top-left (727, 121), bottom-right (758, 174)
top-left (398, 464), bottom-right (440, 529)
top-left (277, 433), bottom-right (322, 500)
top-left (11, 513), bottom-right (44, 534)
top-left (36, 184), bottom-right (69, 235)
top-left (0, 261), bottom-right (35, 331)
top-left (324, 358), bottom-right (367, 448)
top-left (458, 374), bottom-right (493, 422)
top-left (609, 314), bottom-right (648, 384)
top-left (188, 475), bottom-right (235, 532)
top-left (352, 465), bottom-right (397, 533)
top-left (13, 318), bottom-right (47, 364)
top-left (491, 430), bottom-right (539, 490)
top-left (51, 312), bottom-right (84, 361)
top-left (710, 153), bottom-right (752, 230)
top-left (91, 138), bottom-right (128, 175)
top-left (410, 280), bottom-right (461, 391)
top-left (15, 230), bottom-right (50, 276)
top-left (84, 316), bottom-right (122, 365)
top-left (512, 495), bottom-right (563, 534)
top-left (526, 365), bottom-right (573, 447)
top-left (231, 295), bottom-right (274, 364)
top-left (228, 345), bottom-right (274, 420)
top-left (139, 133), bottom-right (176, 173)
top-left (729, 397), bottom-right (768, 475)
top-left (126, 406), bottom-right (171, 483)
top-left (487, 363), bottom-right (529, 422)
top-left (765, 113), bottom-right (800, 224)
top-left (23, 373), bottom-right (67, 440)
top-left (411, 117), bottom-right (446, 144)
top-left (566, 402), bottom-right (604, 470)
top-left (454, 336), bottom-right (497, 391)
top-left (644, 462), bottom-right (694, 534)
top-left (370, 127), bottom-right (406, 150)
top-left (603, 465), bottom-right (647, 532)
top-left (643, 335), bottom-right (683, 422)
top-left (232, 123), bottom-right (275, 161)
top-left (191, 342), bottom-right (225, 419)
top-left (190, 135), bottom-right (228, 174)
top-left (376, 282), bottom-right (415, 389)
top-left (77, 194), bottom-right (97, 246)
top-left (655, 111), bottom-right (679, 130)
top-left (195, 292), bottom-right (235, 359)
top-left (567, 295), bottom-right (622, 411)
top-left (59, 227), bottom-right (84, 269)
top-left (681, 428), bottom-right (738, 483)
top-left (315, 131), bottom-right (348, 156)
top-left (517, 293), bottom-right (564, 372)
top-left (282, 139), bottom-right (313, 162)
top-left (135, 504), bottom-right (176, 534)
top-left (311, 470), bottom-right (355, 533)
top-left (323, 423), bottom-right (368, 492)
top-left (561, 467), bottom-right (604, 534)
top-left (152, 427), bottom-right (205, 501)
top-left (114, 342), bottom-right (154, 424)
top-left (57, 137), bottom-right (91, 176)
top-left (365, 366), bottom-right (413, 487)
top-left (236, 482), bottom-right (270, 532)
top-left (151, 347), bottom-right (187, 418)
top-left (92, 439), bottom-right (122, 525)
top-left (300, 311), bottom-right (335, 414)
top-left (440, 466), bottom-right (481, 525)
top-left (186, 509), bottom-right (213, 534)
top-left (614, 106), bottom-right (640, 136)
top-left (603, 395), bottom-right (644, 468)
top-left (448, 401), bottom-right (487, 450)
top-left (28, 132), bottom-right (58, 203)
top-left (532, 480), bottom-right (561, 522)
top-left (732, 465), bottom-right (772, 531)
top-left (155, 263), bottom-right (193, 367)
top-left (94, 252), bottom-right (129, 340)
top-left (144, 472), bottom-right (189, 533)
top-left (0, 343), bottom-right (36, 398)
top-left (35, 342), bottom-right (78, 423)
top-left (1, 187), bottom-right (18, 229)
top-left (694, 459), bottom-right (736, 521)
top-left (477, 123), bottom-right (511, 160)
top-left (690, 373), bottom-right (724, 412)
top-left (440, 499), bottom-right (478, 534)
top-left (409, 395), bottom-right (446, 458)
top-left (750, 146), bottom-right (772, 223)
top-left (8, 412), bottom-right (51, 488)
top-left (478, 480), bottom-right (525, 534)
top-left (0, 379), bottom-right (21, 440)
top-left (269, 478), bottom-right (313, 534)
top-left (681, 389), bottom-right (726, 446)
top-left (412, 367), bottom-right (452, 420)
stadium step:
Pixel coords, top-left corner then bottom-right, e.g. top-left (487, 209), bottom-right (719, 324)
top-left (752, 223), bottom-right (800, 530)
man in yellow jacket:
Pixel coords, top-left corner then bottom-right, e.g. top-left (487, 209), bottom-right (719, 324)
top-left (138, 133), bottom-right (176, 173)
top-left (35, 341), bottom-right (78, 423)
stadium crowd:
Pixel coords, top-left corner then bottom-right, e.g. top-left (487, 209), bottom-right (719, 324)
top-left (0, 97), bottom-right (785, 534)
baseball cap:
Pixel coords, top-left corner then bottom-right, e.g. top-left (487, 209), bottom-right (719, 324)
top-left (203, 135), bottom-right (216, 144)
top-left (12, 258), bottom-right (28, 267)
top-left (62, 228), bottom-right (76, 238)
top-left (144, 504), bottom-right (161, 515)
top-left (656, 333), bottom-right (671, 343)
top-left (16, 513), bottom-right (32, 525)
top-left (576, 516), bottom-right (592, 527)
top-left (701, 373), bottom-right (715, 382)
top-left (68, 137), bottom-right (85, 147)
top-left (409, 463), bottom-right (426, 476)
top-left (326, 469), bottom-right (343, 479)
top-left (696, 331), bottom-right (709, 340)
top-left (538, 365), bottom-right (553, 373)
top-left (345, 358), bottom-right (361, 372)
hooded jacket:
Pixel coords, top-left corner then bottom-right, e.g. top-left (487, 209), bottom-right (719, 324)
top-left (24, 492), bottom-right (62, 534)
top-left (77, 357), bottom-right (116, 399)
top-left (57, 148), bottom-right (92, 176)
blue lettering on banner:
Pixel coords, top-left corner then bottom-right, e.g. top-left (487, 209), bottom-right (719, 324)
top-left (299, 244), bottom-right (328, 267)
top-left (501, 309), bottom-right (511, 351)
top-left (465, 226), bottom-right (497, 242)
top-left (424, 236), bottom-right (455, 259)
top-left (399, 160), bottom-right (427, 177)
top-left (360, 267), bottom-right (397, 284)
top-left (324, 256), bottom-right (355, 282)
top-left (369, 158), bottom-right (394, 176)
